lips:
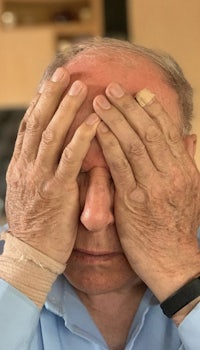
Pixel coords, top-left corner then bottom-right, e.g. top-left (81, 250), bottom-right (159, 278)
top-left (73, 248), bottom-right (121, 256)
top-left (71, 248), bottom-right (123, 263)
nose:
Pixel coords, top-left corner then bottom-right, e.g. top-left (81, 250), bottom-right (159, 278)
top-left (80, 168), bottom-right (114, 232)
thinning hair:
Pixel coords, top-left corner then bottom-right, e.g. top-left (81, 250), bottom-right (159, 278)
top-left (43, 37), bottom-right (193, 133)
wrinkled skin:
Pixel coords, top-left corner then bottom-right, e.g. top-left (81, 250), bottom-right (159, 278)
top-left (93, 86), bottom-right (200, 300)
top-left (5, 52), bottom-right (200, 307)
top-left (6, 70), bottom-right (101, 264)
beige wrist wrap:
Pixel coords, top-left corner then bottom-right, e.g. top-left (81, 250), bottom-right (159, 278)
top-left (0, 231), bottom-right (66, 308)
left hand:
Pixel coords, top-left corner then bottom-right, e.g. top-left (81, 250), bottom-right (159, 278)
top-left (93, 83), bottom-right (200, 301)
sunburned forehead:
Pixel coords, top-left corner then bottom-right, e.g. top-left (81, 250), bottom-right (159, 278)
top-left (63, 49), bottom-right (182, 171)
top-left (66, 48), bottom-right (181, 119)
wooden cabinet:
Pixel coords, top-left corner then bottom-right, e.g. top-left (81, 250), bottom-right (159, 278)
top-left (0, 0), bottom-right (104, 107)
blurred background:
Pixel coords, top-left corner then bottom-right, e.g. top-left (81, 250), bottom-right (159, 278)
top-left (0, 0), bottom-right (200, 224)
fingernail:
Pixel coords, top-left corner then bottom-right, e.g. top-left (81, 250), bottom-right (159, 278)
top-left (51, 67), bottom-right (64, 82)
top-left (108, 83), bottom-right (125, 98)
top-left (135, 88), bottom-right (155, 107)
top-left (86, 114), bottom-right (100, 125)
top-left (96, 96), bottom-right (111, 110)
top-left (68, 80), bottom-right (84, 96)
top-left (99, 122), bottom-right (109, 133)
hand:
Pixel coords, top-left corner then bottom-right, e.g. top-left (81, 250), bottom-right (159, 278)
top-left (94, 83), bottom-right (200, 301)
top-left (5, 69), bottom-right (100, 264)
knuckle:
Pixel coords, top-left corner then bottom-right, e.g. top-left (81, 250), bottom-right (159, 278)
top-left (99, 135), bottom-right (116, 150)
top-left (75, 127), bottom-right (91, 141)
top-left (145, 125), bottom-right (162, 143)
top-left (61, 146), bottom-right (80, 170)
top-left (168, 126), bottom-right (181, 143)
top-left (42, 82), bottom-right (56, 99)
top-left (63, 146), bottom-right (77, 165)
top-left (27, 98), bottom-right (38, 114)
top-left (42, 128), bottom-right (57, 145)
top-left (110, 156), bottom-right (130, 173)
top-left (26, 108), bottom-right (42, 132)
top-left (126, 187), bottom-right (146, 204)
top-left (121, 96), bottom-right (138, 112)
top-left (23, 98), bottom-right (38, 121)
top-left (63, 146), bottom-right (73, 160)
top-left (127, 142), bottom-right (145, 156)
top-left (38, 180), bottom-right (55, 198)
top-left (18, 119), bottom-right (27, 133)
top-left (150, 101), bottom-right (163, 117)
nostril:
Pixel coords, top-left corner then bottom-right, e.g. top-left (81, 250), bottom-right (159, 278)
top-left (80, 209), bottom-right (114, 232)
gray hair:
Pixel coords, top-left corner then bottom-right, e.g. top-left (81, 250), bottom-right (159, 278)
top-left (43, 37), bottom-right (193, 133)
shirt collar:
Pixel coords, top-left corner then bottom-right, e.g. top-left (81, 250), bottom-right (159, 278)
top-left (45, 275), bottom-right (108, 347)
top-left (45, 275), bottom-right (159, 348)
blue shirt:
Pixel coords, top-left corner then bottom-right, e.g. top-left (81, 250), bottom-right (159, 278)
top-left (0, 227), bottom-right (200, 349)
top-left (1, 274), bottom-right (200, 349)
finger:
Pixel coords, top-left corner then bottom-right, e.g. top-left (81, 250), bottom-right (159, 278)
top-left (103, 83), bottom-right (178, 172)
top-left (20, 67), bottom-right (70, 162)
top-left (93, 94), bottom-right (155, 179)
top-left (135, 88), bottom-right (190, 160)
top-left (96, 121), bottom-right (137, 192)
top-left (93, 94), bottom-right (172, 175)
top-left (12, 93), bottom-right (40, 161)
top-left (35, 80), bottom-right (88, 172)
top-left (56, 114), bottom-right (100, 183)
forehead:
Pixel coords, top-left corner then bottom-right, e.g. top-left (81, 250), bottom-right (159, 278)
top-left (64, 49), bottom-right (180, 170)
top-left (66, 48), bottom-right (180, 121)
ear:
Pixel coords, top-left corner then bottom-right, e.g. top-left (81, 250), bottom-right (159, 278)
top-left (183, 134), bottom-right (197, 158)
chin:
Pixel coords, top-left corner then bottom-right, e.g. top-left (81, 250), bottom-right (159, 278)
top-left (63, 254), bottom-right (137, 295)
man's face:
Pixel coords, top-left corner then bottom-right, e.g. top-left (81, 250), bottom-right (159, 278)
top-left (63, 50), bottom-right (181, 295)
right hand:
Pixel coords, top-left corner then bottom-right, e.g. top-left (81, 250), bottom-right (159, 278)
top-left (5, 67), bottom-right (100, 264)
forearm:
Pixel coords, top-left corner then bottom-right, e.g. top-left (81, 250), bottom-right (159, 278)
top-left (150, 260), bottom-right (200, 325)
top-left (146, 258), bottom-right (200, 325)
top-left (0, 231), bottom-right (66, 308)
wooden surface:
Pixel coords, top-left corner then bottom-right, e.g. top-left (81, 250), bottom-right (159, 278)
top-left (0, 27), bottom-right (55, 107)
top-left (0, 0), bottom-right (104, 107)
top-left (127, 0), bottom-right (200, 168)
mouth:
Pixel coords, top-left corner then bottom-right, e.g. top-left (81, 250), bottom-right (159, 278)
top-left (72, 248), bottom-right (122, 262)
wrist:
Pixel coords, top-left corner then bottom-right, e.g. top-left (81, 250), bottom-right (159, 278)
top-left (160, 277), bottom-right (200, 317)
top-left (0, 231), bottom-right (66, 308)
top-left (139, 251), bottom-right (200, 303)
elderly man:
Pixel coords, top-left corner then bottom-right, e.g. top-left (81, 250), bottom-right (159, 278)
top-left (0, 37), bottom-right (200, 350)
